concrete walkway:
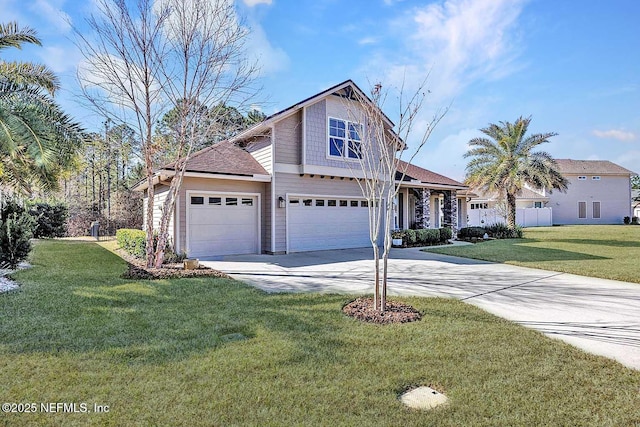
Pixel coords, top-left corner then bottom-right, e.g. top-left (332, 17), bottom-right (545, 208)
top-left (201, 247), bottom-right (640, 371)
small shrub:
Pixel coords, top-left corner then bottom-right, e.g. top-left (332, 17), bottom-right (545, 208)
top-left (485, 223), bottom-right (510, 239)
top-left (116, 228), bottom-right (146, 258)
top-left (624, 216), bottom-right (631, 225)
top-left (415, 228), bottom-right (440, 245)
top-left (404, 229), bottom-right (417, 245)
top-left (458, 226), bottom-right (486, 239)
top-left (0, 208), bottom-right (35, 269)
top-left (633, 216), bottom-right (639, 225)
top-left (439, 227), bottom-right (452, 242)
top-left (485, 223), bottom-right (523, 239)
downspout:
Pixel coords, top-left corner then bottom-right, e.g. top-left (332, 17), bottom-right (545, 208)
top-left (270, 124), bottom-right (276, 254)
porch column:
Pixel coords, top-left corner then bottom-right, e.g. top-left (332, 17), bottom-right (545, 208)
top-left (443, 190), bottom-right (458, 235)
top-left (402, 189), bottom-right (409, 230)
top-left (420, 189), bottom-right (431, 228)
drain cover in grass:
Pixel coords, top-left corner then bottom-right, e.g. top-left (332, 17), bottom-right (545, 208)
top-left (400, 386), bottom-right (449, 410)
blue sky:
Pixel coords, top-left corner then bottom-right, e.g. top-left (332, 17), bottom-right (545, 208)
top-left (2, 0), bottom-right (639, 180)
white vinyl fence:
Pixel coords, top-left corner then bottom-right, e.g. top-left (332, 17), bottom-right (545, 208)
top-left (466, 208), bottom-right (552, 228)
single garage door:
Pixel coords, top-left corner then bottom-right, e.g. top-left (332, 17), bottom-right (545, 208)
top-left (288, 196), bottom-right (380, 252)
top-left (187, 193), bottom-right (259, 258)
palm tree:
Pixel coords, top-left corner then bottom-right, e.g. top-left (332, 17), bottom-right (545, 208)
top-left (464, 116), bottom-right (568, 230)
top-left (0, 22), bottom-right (85, 195)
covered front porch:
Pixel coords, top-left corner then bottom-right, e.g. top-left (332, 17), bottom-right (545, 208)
top-left (394, 186), bottom-right (467, 234)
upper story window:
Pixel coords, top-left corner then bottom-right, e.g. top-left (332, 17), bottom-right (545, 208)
top-left (592, 176), bottom-right (601, 180)
top-left (328, 117), bottom-right (362, 160)
top-left (577, 176), bottom-right (587, 181)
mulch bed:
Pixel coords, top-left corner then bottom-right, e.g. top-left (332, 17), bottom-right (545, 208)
top-left (342, 297), bottom-right (422, 324)
top-left (117, 249), bottom-right (229, 280)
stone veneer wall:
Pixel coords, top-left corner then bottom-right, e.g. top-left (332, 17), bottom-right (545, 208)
top-left (414, 188), bottom-right (431, 229)
top-left (443, 190), bottom-right (458, 235)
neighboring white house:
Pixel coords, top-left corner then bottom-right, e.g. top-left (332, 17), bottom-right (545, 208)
top-left (550, 159), bottom-right (636, 225)
top-left (466, 159), bottom-right (637, 227)
top-left (465, 186), bottom-right (552, 227)
top-left (632, 190), bottom-right (640, 219)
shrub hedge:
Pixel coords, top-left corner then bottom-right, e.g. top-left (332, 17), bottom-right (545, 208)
top-left (116, 229), bottom-right (146, 258)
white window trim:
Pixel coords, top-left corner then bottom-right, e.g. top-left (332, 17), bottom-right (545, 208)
top-left (326, 116), bottom-right (364, 162)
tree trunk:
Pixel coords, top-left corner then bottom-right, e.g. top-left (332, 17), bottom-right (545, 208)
top-left (507, 192), bottom-right (517, 230)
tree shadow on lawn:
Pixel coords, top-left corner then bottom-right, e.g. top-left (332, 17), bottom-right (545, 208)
top-left (540, 238), bottom-right (640, 248)
top-left (490, 239), bottom-right (611, 262)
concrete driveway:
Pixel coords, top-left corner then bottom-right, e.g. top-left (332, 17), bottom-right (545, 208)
top-left (200, 247), bottom-right (640, 371)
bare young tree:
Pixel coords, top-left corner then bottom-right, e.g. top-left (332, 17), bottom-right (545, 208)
top-left (76, 0), bottom-right (258, 268)
top-left (340, 81), bottom-right (446, 312)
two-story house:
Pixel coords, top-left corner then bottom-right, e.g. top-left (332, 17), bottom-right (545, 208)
top-left (136, 80), bottom-right (468, 258)
top-left (465, 159), bottom-right (636, 226)
top-left (550, 159), bottom-right (636, 224)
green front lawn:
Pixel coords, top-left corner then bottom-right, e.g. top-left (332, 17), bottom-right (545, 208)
top-left (1, 240), bottom-right (639, 426)
top-left (430, 225), bottom-right (640, 284)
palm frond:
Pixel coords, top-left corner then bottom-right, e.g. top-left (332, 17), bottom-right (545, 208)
top-left (0, 22), bottom-right (41, 51)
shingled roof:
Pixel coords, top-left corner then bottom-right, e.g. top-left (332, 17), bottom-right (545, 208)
top-left (397, 160), bottom-right (467, 188)
top-left (164, 140), bottom-right (268, 176)
top-left (555, 159), bottom-right (636, 176)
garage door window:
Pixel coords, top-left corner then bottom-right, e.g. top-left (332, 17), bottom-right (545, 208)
top-left (242, 198), bottom-right (253, 206)
top-left (209, 197), bottom-right (221, 205)
top-left (226, 198), bottom-right (238, 206)
top-left (316, 199), bottom-right (325, 206)
top-left (328, 200), bottom-right (337, 207)
top-left (303, 199), bottom-right (312, 206)
top-left (290, 199), bottom-right (299, 205)
top-left (191, 196), bottom-right (204, 205)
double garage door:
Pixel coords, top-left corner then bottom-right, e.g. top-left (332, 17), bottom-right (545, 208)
top-left (288, 196), bottom-right (378, 252)
top-left (187, 192), bottom-right (379, 256)
top-left (187, 193), bottom-right (259, 258)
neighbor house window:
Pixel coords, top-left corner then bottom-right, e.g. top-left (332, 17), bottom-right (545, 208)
top-left (592, 201), bottom-right (601, 219)
top-left (470, 203), bottom-right (488, 210)
top-left (578, 201), bottom-right (587, 219)
top-left (534, 202), bottom-right (543, 208)
top-left (328, 117), bottom-right (362, 159)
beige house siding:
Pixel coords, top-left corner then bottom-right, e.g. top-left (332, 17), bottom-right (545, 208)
top-left (549, 174), bottom-right (632, 224)
top-left (142, 185), bottom-right (174, 240)
top-left (272, 172), bottom-right (368, 253)
top-left (303, 96), bottom-right (375, 172)
top-left (274, 111), bottom-right (302, 165)
top-left (176, 177), bottom-right (267, 253)
top-left (246, 135), bottom-right (273, 174)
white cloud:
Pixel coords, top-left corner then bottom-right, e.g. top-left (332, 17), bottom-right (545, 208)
top-left (245, 19), bottom-right (290, 75)
top-left (243, 0), bottom-right (272, 6)
top-left (592, 129), bottom-right (637, 142)
top-left (29, 0), bottom-right (72, 33)
top-left (358, 37), bottom-right (379, 45)
top-left (368, 0), bottom-right (526, 103)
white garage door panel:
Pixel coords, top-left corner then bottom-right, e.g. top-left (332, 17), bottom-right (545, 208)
top-left (187, 194), bottom-right (259, 258)
top-left (288, 197), bottom-right (377, 252)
